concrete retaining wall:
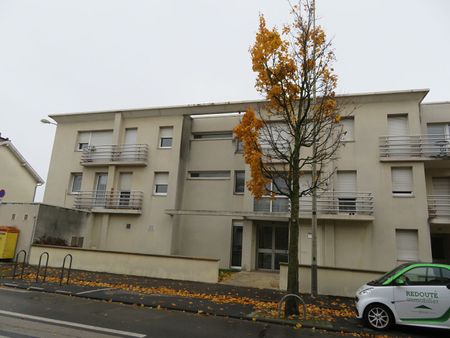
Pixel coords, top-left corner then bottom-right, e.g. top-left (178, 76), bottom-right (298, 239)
top-left (279, 263), bottom-right (384, 297)
top-left (30, 245), bottom-right (219, 283)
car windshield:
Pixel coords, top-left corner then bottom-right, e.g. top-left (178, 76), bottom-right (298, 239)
top-left (368, 263), bottom-right (410, 286)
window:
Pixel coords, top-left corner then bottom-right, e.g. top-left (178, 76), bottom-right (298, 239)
top-left (70, 173), bottom-right (83, 193)
top-left (231, 221), bottom-right (243, 268)
top-left (235, 139), bottom-right (244, 153)
top-left (159, 127), bottom-right (173, 148)
top-left (341, 118), bottom-right (354, 141)
top-left (391, 167), bottom-right (413, 195)
top-left (336, 171), bottom-right (357, 213)
top-left (154, 172), bottom-right (169, 195)
top-left (70, 236), bottom-right (84, 248)
top-left (396, 229), bottom-right (418, 263)
top-left (193, 131), bottom-right (233, 140)
top-left (188, 171), bottom-right (231, 179)
top-left (401, 267), bottom-right (450, 286)
top-left (118, 173), bottom-right (132, 206)
top-left (388, 115), bottom-right (408, 136)
top-left (76, 130), bottom-right (113, 151)
top-left (234, 171), bottom-right (245, 194)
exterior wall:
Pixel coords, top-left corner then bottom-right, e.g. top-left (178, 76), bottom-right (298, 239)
top-left (29, 245), bottom-right (219, 283)
top-left (0, 146), bottom-right (38, 202)
top-left (279, 263), bottom-right (385, 297)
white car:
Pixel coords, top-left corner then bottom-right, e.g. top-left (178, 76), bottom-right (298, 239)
top-left (355, 262), bottom-right (450, 331)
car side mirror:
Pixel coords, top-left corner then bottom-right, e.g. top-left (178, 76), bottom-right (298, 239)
top-left (395, 277), bottom-right (406, 286)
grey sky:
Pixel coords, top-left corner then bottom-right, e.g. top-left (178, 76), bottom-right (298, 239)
top-left (1, 0), bottom-right (449, 201)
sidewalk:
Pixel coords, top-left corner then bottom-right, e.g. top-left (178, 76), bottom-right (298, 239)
top-left (0, 264), bottom-right (368, 334)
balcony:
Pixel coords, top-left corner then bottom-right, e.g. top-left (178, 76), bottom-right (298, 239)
top-left (74, 191), bottom-right (143, 214)
top-left (379, 135), bottom-right (450, 160)
top-left (428, 195), bottom-right (450, 223)
top-left (81, 144), bottom-right (148, 166)
top-left (253, 191), bottom-right (374, 221)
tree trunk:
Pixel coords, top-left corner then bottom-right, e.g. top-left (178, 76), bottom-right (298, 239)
top-left (285, 153), bottom-right (300, 317)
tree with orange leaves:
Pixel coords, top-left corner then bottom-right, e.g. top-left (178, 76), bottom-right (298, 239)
top-left (234, 0), bottom-right (344, 316)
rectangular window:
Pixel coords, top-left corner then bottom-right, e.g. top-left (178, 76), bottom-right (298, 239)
top-left (231, 222), bottom-right (243, 268)
top-left (391, 167), bottom-right (413, 195)
top-left (118, 172), bottom-right (132, 206)
top-left (388, 115), bottom-right (408, 136)
top-left (234, 171), bottom-right (245, 194)
top-left (70, 173), bottom-right (83, 193)
top-left (341, 118), bottom-right (354, 141)
top-left (154, 172), bottom-right (169, 195)
top-left (159, 127), bottom-right (173, 148)
top-left (189, 171), bottom-right (230, 179)
top-left (76, 130), bottom-right (113, 151)
top-left (193, 131), bottom-right (233, 140)
top-left (396, 229), bottom-right (418, 263)
top-left (336, 171), bottom-right (357, 213)
top-left (235, 139), bottom-right (244, 153)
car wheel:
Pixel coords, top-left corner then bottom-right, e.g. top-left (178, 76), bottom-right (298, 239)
top-left (363, 303), bottom-right (394, 331)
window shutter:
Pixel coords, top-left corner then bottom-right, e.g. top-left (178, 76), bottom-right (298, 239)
top-left (119, 173), bottom-right (132, 191)
top-left (90, 131), bottom-right (113, 146)
top-left (124, 128), bottom-right (137, 144)
top-left (388, 115), bottom-right (408, 136)
top-left (427, 123), bottom-right (446, 136)
top-left (396, 229), bottom-right (418, 262)
top-left (336, 171), bottom-right (356, 197)
top-left (78, 132), bottom-right (90, 144)
top-left (155, 172), bottom-right (169, 185)
top-left (159, 127), bottom-right (173, 138)
top-left (392, 167), bottom-right (413, 193)
top-left (432, 177), bottom-right (450, 195)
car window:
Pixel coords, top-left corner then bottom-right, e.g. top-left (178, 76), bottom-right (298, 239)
top-left (427, 267), bottom-right (444, 285)
top-left (403, 267), bottom-right (427, 285)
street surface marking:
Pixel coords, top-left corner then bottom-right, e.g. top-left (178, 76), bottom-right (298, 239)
top-left (76, 287), bottom-right (114, 295)
top-left (0, 310), bottom-right (146, 338)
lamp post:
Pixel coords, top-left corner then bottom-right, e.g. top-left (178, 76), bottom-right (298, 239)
top-left (40, 118), bottom-right (57, 126)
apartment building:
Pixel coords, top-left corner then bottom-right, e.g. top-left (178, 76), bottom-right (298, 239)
top-left (43, 89), bottom-right (450, 272)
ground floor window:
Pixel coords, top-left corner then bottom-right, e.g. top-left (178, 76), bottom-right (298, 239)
top-left (257, 223), bottom-right (288, 270)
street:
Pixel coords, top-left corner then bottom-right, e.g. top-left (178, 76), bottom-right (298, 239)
top-left (0, 287), bottom-right (350, 338)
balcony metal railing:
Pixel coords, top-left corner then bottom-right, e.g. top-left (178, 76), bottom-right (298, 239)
top-left (379, 135), bottom-right (450, 159)
top-left (74, 191), bottom-right (144, 211)
top-left (254, 191), bottom-right (374, 215)
top-left (428, 195), bottom-right (450, 218)
top-left (81, 144), bottom-right (148, 165)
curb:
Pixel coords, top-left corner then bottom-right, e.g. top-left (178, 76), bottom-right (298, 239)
top-left (0, 281), bottom-right (366, 335)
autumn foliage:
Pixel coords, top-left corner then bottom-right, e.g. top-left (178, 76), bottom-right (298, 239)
top-left (234, 0), bottom-right (343, 315)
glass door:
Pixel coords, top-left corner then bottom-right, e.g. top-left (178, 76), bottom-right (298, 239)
top-left (94, 173), bottom-right (108, 207)
top-left (257, 223), bottom-right (288, 270)
top-left (230, 223), bottom-right (243, 269)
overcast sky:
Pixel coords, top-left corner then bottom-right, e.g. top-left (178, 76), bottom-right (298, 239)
top-left (1, 0), bottom-right (449, 201)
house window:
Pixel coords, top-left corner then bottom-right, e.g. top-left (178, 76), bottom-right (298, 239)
top-left (235, 139), bottom-right (244, 153)
top-left (70, 173), bottom-right (83, 193)
top-left (159, 127), bottom-right (173, 148)
top-left (76, 130), bottom-right (113, 151)
top-left (388, 115), bottom-right (408, 136)
top-left (188, 171), bottom-right (231, 179)
top-left (391, 167), bottom-right (413, 195)
top-left (341, 118), bottom-right (354, 141)
top-left (70, 236), bottom-right (84, 248)
top-left (193, 132), bottom-right (233, 140)
top-left (234, 171), bottom-right (245, 194)
top-left (154, 172), bottom-right (169, 195)
top-left (396, 229), bottom-right (418, 263)
top-left (336, 171), bottom-right (357, 213)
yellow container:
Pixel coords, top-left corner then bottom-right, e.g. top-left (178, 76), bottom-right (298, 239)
top-left (0, 226), bottom-right (19, 259)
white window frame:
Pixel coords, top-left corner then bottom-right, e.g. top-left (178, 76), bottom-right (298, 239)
top-left (188, 171), bottom-right (231, 180)
top-left (159, 126), bottom-right (173, 149)
top-left (69, 173), bottom-right (83, 194)
top-left (153, 172), bottom-right (169, 196)
top-left (391, 167), bottom-right (413, 196)
top-left (76, 130), bottom-right (113, 151)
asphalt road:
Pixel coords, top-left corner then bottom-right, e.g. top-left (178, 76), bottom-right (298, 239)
top-left (0, 287), bottom-right (352, 338)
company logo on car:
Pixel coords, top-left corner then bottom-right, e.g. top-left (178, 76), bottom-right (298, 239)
top-left (406, 290), bottom-right (439, 304)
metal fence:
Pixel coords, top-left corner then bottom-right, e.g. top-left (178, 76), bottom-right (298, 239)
top-left (81, 144), bottom-right (148, 164)
top-left (428, 195), bottom-right (450, 217)
top-left (379, 135), bottom-right (450, 158)
top-left (74, 191), bottom-right (144, 210)
top-left (254, 191), bottom-right (374, 215)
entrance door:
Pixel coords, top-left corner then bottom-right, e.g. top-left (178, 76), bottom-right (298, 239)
top-left (231, 222), bottom-right (243, 269)
top-left (257, 223), bottom-right (288, 270)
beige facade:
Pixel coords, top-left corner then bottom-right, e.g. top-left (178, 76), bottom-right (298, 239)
top-left (43, 89), bottom-right (450, 272)
top-left (0, 136), bottom-right (44, 202)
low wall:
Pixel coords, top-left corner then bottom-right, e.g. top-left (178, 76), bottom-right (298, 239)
top-left (279, 263), bottom-right (385, 297)
top-left (30, 245), bottom-right (219, 283)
